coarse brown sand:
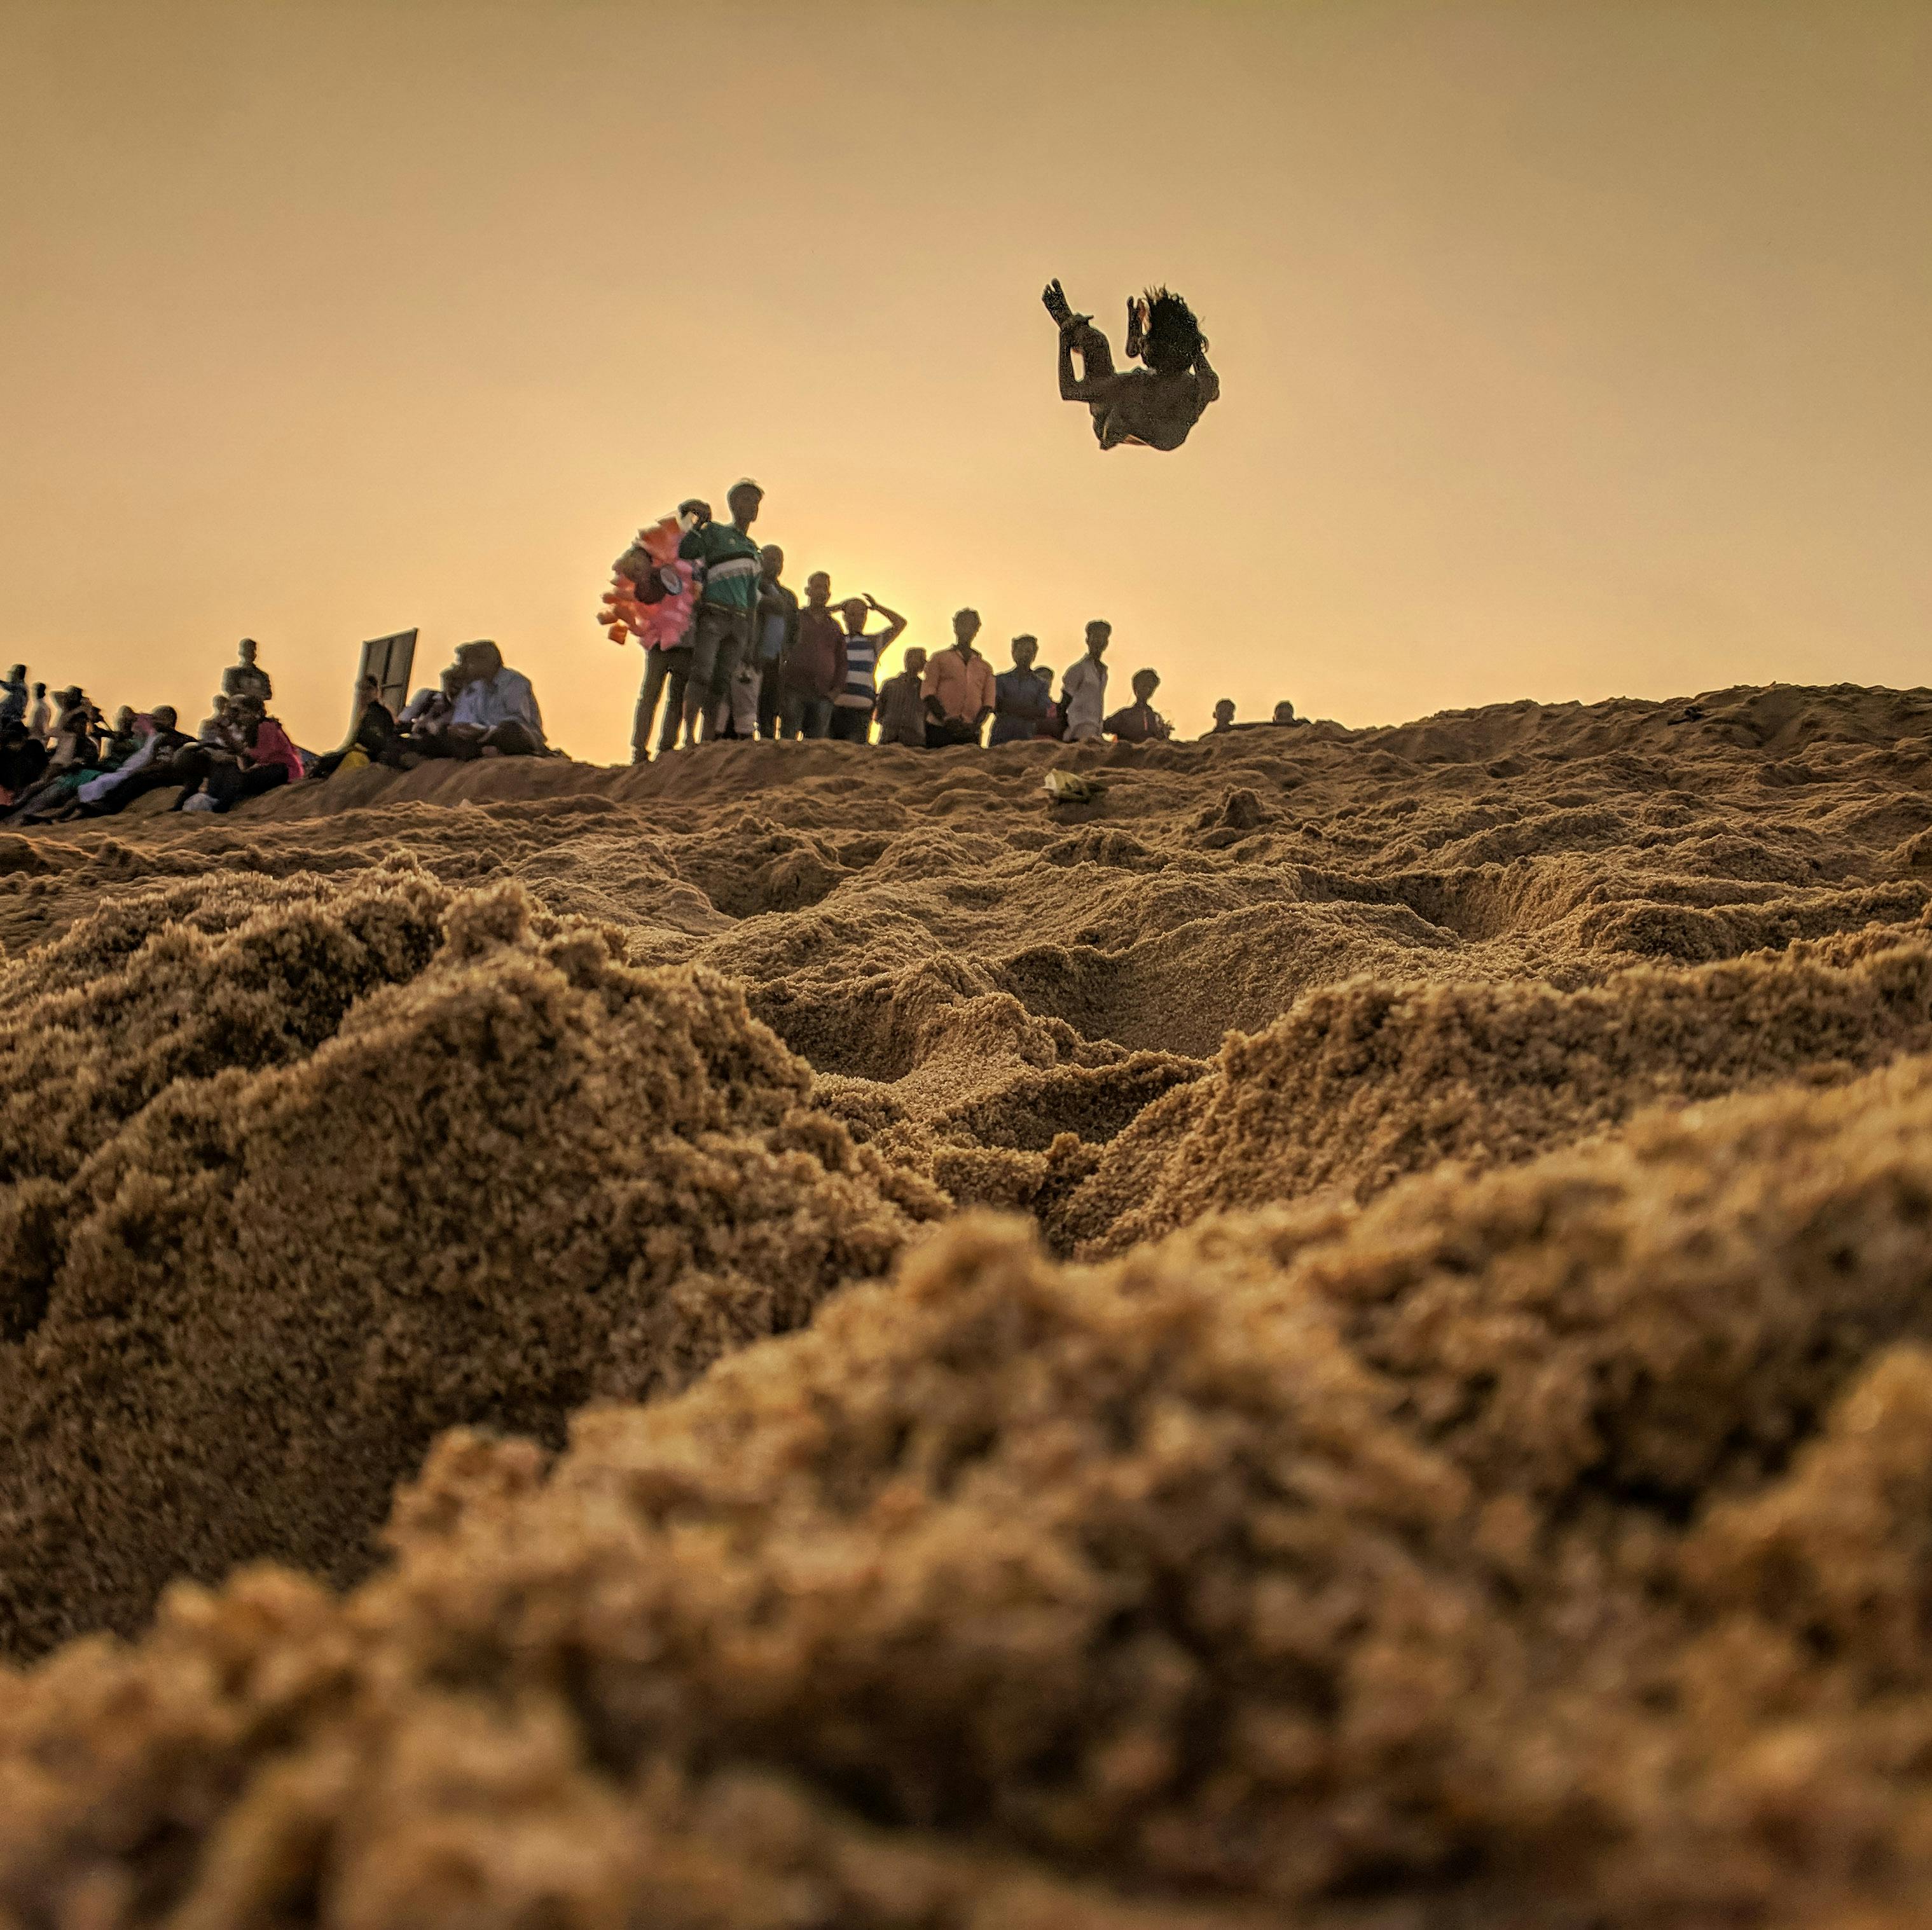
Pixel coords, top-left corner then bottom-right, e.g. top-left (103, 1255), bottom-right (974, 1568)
top-left (4, 682), bottom-right (1932, 1927)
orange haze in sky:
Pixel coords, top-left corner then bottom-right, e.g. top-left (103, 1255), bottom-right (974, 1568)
top-left (3, 1), bottom-right (1929, 761)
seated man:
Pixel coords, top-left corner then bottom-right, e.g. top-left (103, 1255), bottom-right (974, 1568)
top-left (417, 641), bottom-right (546, 759)
top-left (0, 721), bottom-right (48, 805)
top-left (1104, 668), bottom-right (1173, 743)
top-left (74, 707), bottom-right (194, 816)
top-left (873, 647), bottom-right (929, 749)
top-left (99, 707), bottom-right (141, 766)
top-left (171, 697), bottom-right (304, 811)
top-left (398, 665), bottom-right (464, 749)
top-left (1042, 280), bottom-right (1219, 451)
top-left (198, 694), bottom-right (238, 747)
top-left (6, 690), bottom-right (102, 822)
top-left (921, 609), bottom-right (997, 747)
top-left (313, 675), bottom-right (401, 777)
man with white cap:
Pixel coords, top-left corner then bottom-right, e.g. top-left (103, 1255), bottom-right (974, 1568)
top-left (676, 478), bottom-right (764, 744)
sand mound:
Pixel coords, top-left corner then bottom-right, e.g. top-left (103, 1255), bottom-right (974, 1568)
top-left (0, 869), bottom-right (941, 1655)
top-left (6, 682), bottom-right (1932, 1924)
top-left (8, 1056), bottom-right (1932, 1927)
top-left (1059, 906), bottom-right (1932, 1255)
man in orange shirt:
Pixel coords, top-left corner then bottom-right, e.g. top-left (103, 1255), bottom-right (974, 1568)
top-left (921, 609), bottom-right (998, 747)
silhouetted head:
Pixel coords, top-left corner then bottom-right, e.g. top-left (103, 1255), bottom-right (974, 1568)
top-left (903, 647), bottom-right (928, 677)
top-left (238, 638), bottom-right (258, 666)
top-left (1273, 700), bottom-right (1296, 724)
top-left (461, 640), bottom-right (504, 682)
top-left (1011, 634), bottom-right (1038, 669)
top-left (1131, 668), bottom-right (1160, 703)
top-left (839, 597), bottom-right (869, 633)
top-left (1213, 698), bottom-right (1236, 728)
top-left (760, 544), bottom-right (784, 582)
top-left (1084, 621), bottom-right (1111, 659)
top-left (359, 675), bottom-right (379, 700)
top-left (952, 609), bottom-right (981, 651)
top-left (806, 571), bottom-right (832, 607)
top-left (152, 705), bottom-right (177, 731)
top-left (441, 665), bottom-right (465, 697)
top-left (727, 479), bottom-right (763, 529)
top-left (113, 705), bottom-right (135, 731)
top-left (31, 682), bottom-right (45, 699)
top-left (1141, 287), bottom-right (1204, 375)
top-left (212, 693), bottom-right (230, 715)
top-left (7, 666), bottom-right (23, 684)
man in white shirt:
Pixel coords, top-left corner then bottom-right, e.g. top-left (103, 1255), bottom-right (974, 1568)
top-left (422, 640), bottom-right (547, 759)
top-left (1059, 621), bottom-right (1112, 741)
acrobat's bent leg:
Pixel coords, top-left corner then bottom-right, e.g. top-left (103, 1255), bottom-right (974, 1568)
top-left (1069, 322), bottom-right (1115, 380)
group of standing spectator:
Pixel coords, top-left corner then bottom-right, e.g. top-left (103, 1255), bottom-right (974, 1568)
top-left (612, 483), bottom-right (1200, 759)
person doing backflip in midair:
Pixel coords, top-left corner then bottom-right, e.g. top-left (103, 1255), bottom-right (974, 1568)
top-left (1042, 279), bottom-right (1220, 451)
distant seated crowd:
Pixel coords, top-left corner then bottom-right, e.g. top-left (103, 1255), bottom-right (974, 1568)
top-left (0, 637), bottom-right (553, 824)
top-left (605, 480), bottom-right (1299, 759)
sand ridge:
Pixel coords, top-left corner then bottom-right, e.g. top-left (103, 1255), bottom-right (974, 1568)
top-left (4, 682), bottom-right (1932, 1926)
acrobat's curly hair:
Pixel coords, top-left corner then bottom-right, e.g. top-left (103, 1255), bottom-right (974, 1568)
top-left (1142, 287), bottom-right (1206, 374)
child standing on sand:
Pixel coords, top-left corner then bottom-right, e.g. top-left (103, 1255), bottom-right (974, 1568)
top-left (1104, 668), bottom-right (1173, 743)
top-left (874, 648), bottom-right (929, 748)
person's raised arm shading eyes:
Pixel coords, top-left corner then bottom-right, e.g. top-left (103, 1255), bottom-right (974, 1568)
top-left (864, 595), bottom-right (907, 645)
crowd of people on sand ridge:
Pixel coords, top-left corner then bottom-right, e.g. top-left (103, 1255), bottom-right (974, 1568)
top-left (604, 479), bottom-right (1301, 760)
top-left (0, 479), bottom-right (1301, 820)
top-left (0, 635), bottom-right (556, 823)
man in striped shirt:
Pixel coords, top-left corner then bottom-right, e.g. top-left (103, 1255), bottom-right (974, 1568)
top-left (677, 479), bottom-right (764, 744)
top-left (830, 593), bottom-right (907, 743)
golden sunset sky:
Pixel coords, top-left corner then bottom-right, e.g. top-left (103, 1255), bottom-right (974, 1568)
top-left (4, 1), bottom-right (1928, 760)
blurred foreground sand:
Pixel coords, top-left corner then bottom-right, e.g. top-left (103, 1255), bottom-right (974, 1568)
top-left (6, 684), bottom-right (1932, 1927)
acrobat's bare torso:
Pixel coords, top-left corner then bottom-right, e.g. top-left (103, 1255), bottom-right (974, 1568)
top-left (1044, 280), bottom-right (1220, 451)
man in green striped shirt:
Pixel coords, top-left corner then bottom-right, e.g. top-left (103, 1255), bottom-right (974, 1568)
top-left (677, 479), bottom-right (764, 743)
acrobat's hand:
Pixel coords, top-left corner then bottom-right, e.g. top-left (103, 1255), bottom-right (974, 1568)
top-left (1042, 279), bottom-right (1075, 329)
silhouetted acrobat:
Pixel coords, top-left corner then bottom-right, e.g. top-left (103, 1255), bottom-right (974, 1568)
top-left (1042, 279), bottom-right (1219, 451)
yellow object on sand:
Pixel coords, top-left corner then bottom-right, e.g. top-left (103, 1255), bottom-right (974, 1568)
top-left (338, 748), bottom-right (371, 775)
top-left (1044, 769), bottom-right (1103, 804)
